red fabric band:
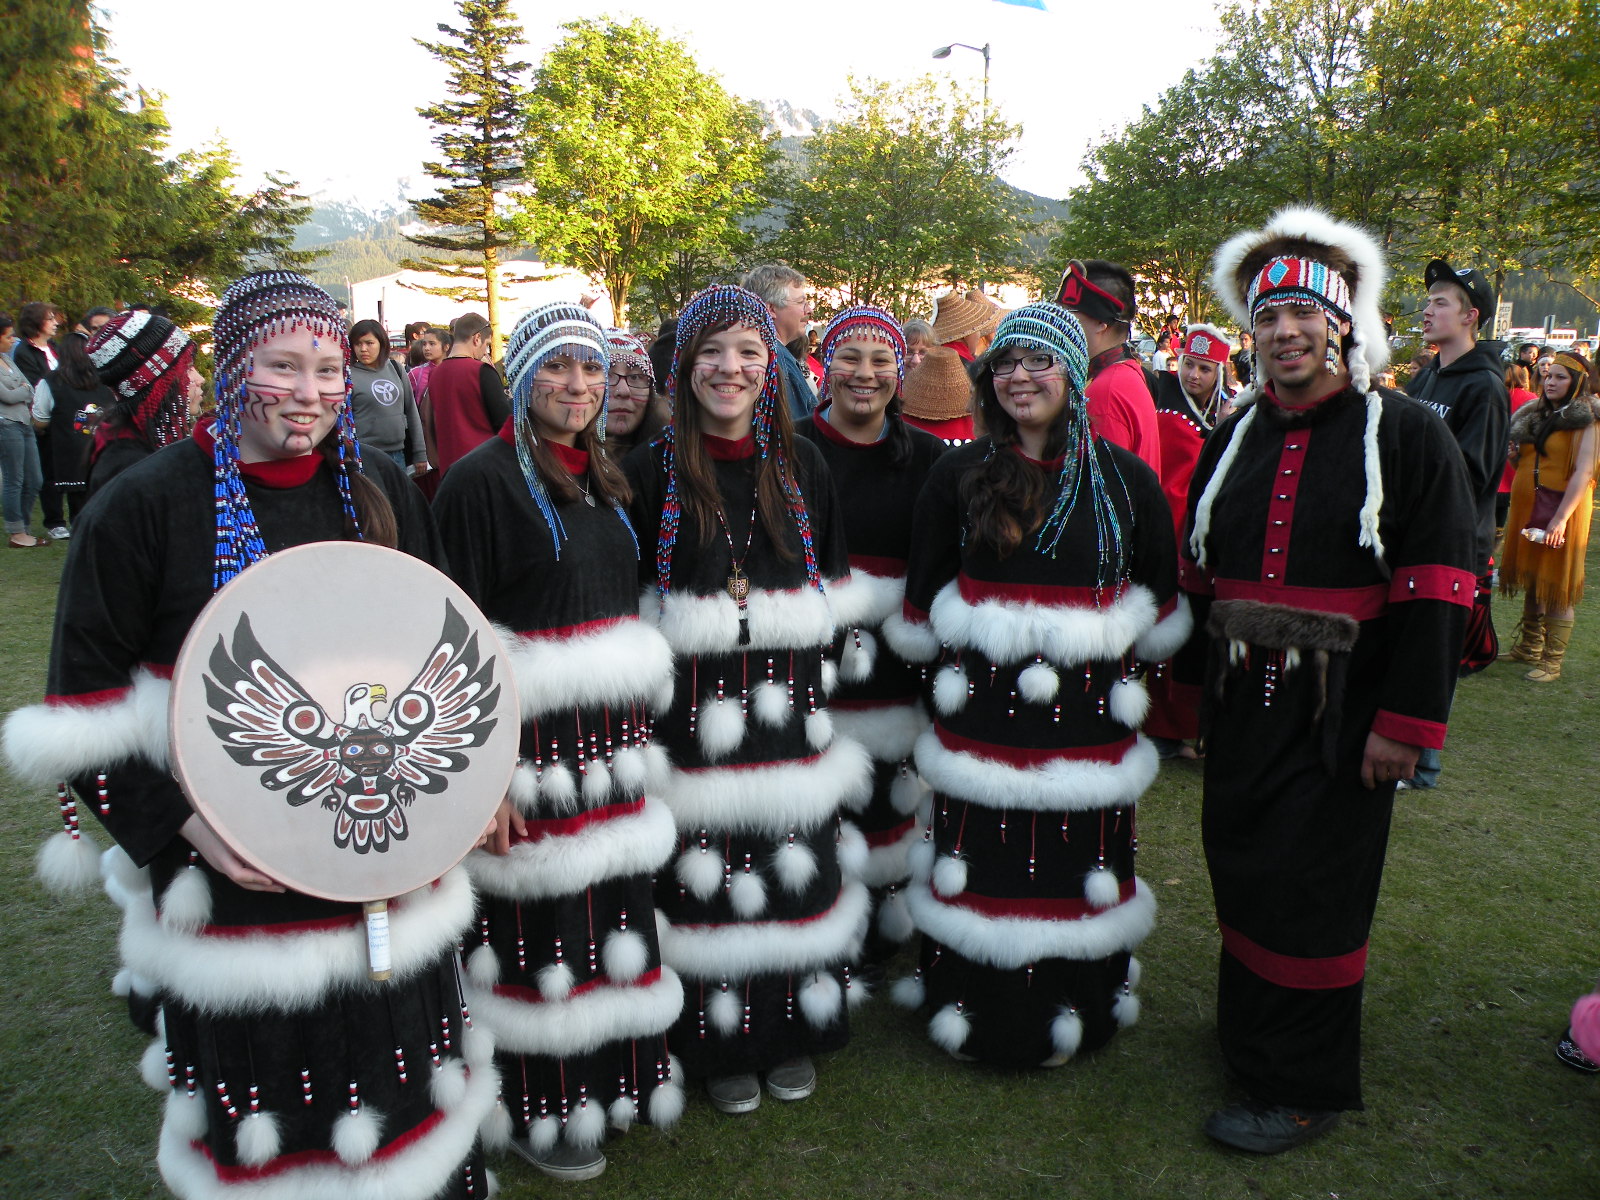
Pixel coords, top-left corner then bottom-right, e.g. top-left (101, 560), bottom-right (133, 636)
top-left (1220, 922), bottom-right (1367, 989)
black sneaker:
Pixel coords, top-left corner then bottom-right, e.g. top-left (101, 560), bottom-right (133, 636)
top-left (1556, 1029), bottom-right (1600, 1073)
top-left (1204, 1099), bottom-right (1340, 1154)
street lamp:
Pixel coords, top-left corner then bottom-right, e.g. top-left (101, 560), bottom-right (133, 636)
top-left (932, 42), bottom-right (992, 174)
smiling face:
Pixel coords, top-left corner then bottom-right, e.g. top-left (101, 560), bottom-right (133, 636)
top-left (526, 352), bottom-right (606, 446)
top-left (235, 327), bottom-right (345, 462)
top-left (690, 325), bottom-right (769, 440)
top-left (826, 335), bottom-right (899, 430)
top-left (1253, 303), bottom-right (1350, 401)
top-left (992, 348), bottom-right (1069, 440)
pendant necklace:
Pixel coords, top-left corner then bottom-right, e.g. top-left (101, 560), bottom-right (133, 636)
top-left (715, 499), bottom-right (759, 645)
top-left (576, 473), bottom-right (596, 507)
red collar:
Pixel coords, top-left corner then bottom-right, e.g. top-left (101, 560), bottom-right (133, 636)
top-left (1088, 345), bottom-right (1137, 379)
top-left (1262, 379), bottom-right (1348, 413)
top-left (498, 418), bottom-right (590, 472)
top-left (704, 433), bottom-right (757, 460)
top-left (193, 416), bottom-right (325, 487)
top-left (1012, 444), bottom-right (1066, 472)
top-left (813, 405), bottom-right (887, 448)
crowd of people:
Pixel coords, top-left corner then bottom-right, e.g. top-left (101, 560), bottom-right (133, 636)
top-left (3, 209), bottom-right (1598, 1198)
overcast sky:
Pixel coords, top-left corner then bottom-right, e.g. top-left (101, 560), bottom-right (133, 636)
top-left (100, 0), bottom-right (1226, 207)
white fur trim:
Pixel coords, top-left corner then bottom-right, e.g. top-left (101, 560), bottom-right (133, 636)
top-left (859, 822), bottom-right (919, 888)
top-left (139, 1037), bottom-right (169, 1091)
top-left (657, 737), bottom-right (872, 836)
top-left (648, 1067), bottom-right (685, 1128)
top-left (661, 880), bottom-right (871, 981)
top-left (539, 760), bottom-right (577, 809)
top-left (2, 668), bottom-right (170, 784)
top-left (827, 570), bottom-right (904, 630)
top-left (481, 1098), bottom-right (513, 1150)
top-left (773, 837), bottom-right (818, 893)
top-left (831, 702), bottom-right (927, 765)
top-left (799, 971), bottom-right (842, 1028)
top-left (466, 944), bottom-right (500, 988)
top-left (1017, 660), bottom-right (1060, 704)
top-left (1189, 404), bottom-right (1260, 568)
top-left (1358, 392), bottom-right (1386, 562)
top-left (332, 1106), bottom-right (385, 1166)
top-left (675, 843), bottom-right (725, 901)
top-left (537, 961), bottom-right (575, 1002)
top-left (237, 1109), bottom-right (283, 1166)
top-left (581, 760), bottom-right (612, 806)
top-left (608, 1095), bottom-right (636, 1133)
top-left (880, 610), bottom-right (940, 663)
top-left (929, 1003), bottom-right (971, 1054)
top-left (906, 878), bottom-right (1156, 969)
top-left (35, 830), bottom-right (104, 895)
top-left (1085, 866), bottom-right (1122, 909)
top-left (121, 866), bottom-right (475, 1013)
top-left (707, 985), bottom-right (741, 1035)
top-left (728, 867), bottom-right (768, 918)
top-left (528, 1114), bottom-right (559, 1155)
top-left (430, 1058), bottom-right (469, 1113)
top-left (805, 707), bottom-right (834, 751)
top-left (931, 854), bottom-right (968, 898)
top-left (929, 579), bottom-right (1162, 666)
top-left (914, 728), bottom-right (1158, 813)
top-left (644, 585), bottom-right (834, 654)
top-left (602, 928), bottom-right (649, 983)
top-left (821, 658), bottom-right (840, 696)
top-left (1050, 1007), bottom-right (1084, 1059)
top-left (159, 868), bottom-right (213, 933)
top-left (1108, 677), bottom-right (1150, 729)
top-left (890, 973), bottom-right (924, 1009)
top-left (497, 620), bottom-right (673, 721)
top-left (839, 627), bottom-right (877, 683)
top-left (466, 966), bottom-right (684, 1058)
top-left (931, 665), bottom-right (968, 715)
top-left (466, 795), bottom-right (675, 900)
top-left (752, 681), bottom-right (790, 728)
top-left (1114, 987), bottom-right (1141, 1028)
top-left (1133, 594), bottom-right (1193, 662)
top-left (565, 1095), bottom-right (606, 1149)
top-left (697, 696), bottom-right (746, 761)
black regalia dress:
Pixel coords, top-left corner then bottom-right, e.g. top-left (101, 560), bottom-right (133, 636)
top-left (889, 438), bottom-right (1189, 1066)
top-left (8, 426), bottom-right (494, 1199)
top-left (795, 410), bottom-right (946, 965)
top-left (624, 433), bottom-right (870, 1077)
top-left (1177, 384), bottom-right (1475, 1110)
top-left (433, 426), bottom-right (684, 1156)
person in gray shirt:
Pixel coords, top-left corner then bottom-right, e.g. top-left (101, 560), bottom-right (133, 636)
top-left (349, 318), bottom-right (429, 475)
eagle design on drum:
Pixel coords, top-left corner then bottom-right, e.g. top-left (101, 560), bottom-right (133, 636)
top-left (203, 602), bottom-right (502, 854)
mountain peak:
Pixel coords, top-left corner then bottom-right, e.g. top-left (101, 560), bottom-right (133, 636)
top-left (754, 99), bottom-right (825, 139)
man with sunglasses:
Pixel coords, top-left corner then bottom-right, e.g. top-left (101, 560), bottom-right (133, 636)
top-left (1057, 259), bottom-right (1161, 474)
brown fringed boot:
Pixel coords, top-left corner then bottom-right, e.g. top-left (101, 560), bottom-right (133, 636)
top-left (1527, 618), bottom-right (1573, 682)
top-left (1499, 598), bottom-right (1545, 664)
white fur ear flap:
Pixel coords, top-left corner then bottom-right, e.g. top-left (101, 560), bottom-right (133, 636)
top-left (537, 960), bottom-right (576, 1002)
top-left (805, 707), bottom-right (834, 751)
top-left (602, 929), bottom-right (649, 983)
top-left (1050, 1006), bottom-right (1084, 1059)
top-left (890, 769), bottom-right (929, 816)
top-left (932, 853), bottom-right (968, 898)
top-left (728, 867), bottom-right (767, 918)
top-left (529, 1113), bottom-right (560, 1155)
top-left (1017, 659), bottom-right (1060, 704)
top-left (540, 760), bottom-right (577, 809)
top-left (649, 1064), bottom-right (686, 1128)
top-left (877, 888), bottom-right (915, 943)
top-left (159, 868), bottom-right (212, 933)
top-left (1113, 984), bottom-right (1141, 1028)
top-left (236, 1110), bottom-right (282, 1166)
top-left (840, 628), bottom-right (878, 683)
top-left (752, 680), bottom-right (790, 728)
top-left (799, 971), bottom-right (843, 1028)
top-left (890, 973), bottom-right (925, 1010)
top-left (1109, 677), bottom-right (1149, 728)
top-left (774, 837), bottom-right (818, 893)
top-left (707, 985), bottom-right (741, 1035)
top-left (565, 1095), bottom-right (606, 1149)
top-left (139, 1038), bottom-right (169, 1091)
top-left (332, 1105), bottom-right (384, 1165)
top-left (582, 759), bottom-right (612, 806)
top-left (932, 664), bottom-right (968, 715)
top-left (466, 943), bottom-right (500, 988)
top-left (1085, 865), bottom-right (1121, 910)
top-left (697, 697), bottom-right (745, 760)
top-left (821, 659), bottom-right (840, 696)
top-left (612, 745), bottom-right (648, 794)
top-left (481, 1098), bottom-right (514, 1150)
top-left (929, 1002), bottom-right (971, 1055)
top-left (36, 830), bottom-right (103, 895)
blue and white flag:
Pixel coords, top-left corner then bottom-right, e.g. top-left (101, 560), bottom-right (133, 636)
top-left (994, 0), bottom-right (1047, 9)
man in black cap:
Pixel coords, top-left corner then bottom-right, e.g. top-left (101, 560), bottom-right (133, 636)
top-left (1401, 258), bottom-right (1509, 789)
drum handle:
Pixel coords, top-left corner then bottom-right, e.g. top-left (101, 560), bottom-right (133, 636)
top-left (364, 899), bottom-right (393, 981)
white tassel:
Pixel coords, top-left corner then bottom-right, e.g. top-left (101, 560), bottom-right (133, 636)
top-left (159, 868), bottom-right (212, 933)
top-left (466, 943), bottom-right (500, 988)
top-left (332, 1106), bottom-right (384, 1165)
top-left (508, 762), bottom-right (538, 811)
top-left (537, 960), bottom-right (575, 1001)
top-left (773, 837), bottom-right (818, 893)
top-left (928, 1003), bottom-right (971, 1054)
top-left (906, 834), bottom-right (935, 882)
top-left (836, 822), bottom-right (869, 880)
top-left (697, 697), bottom-right (745, 760)
top-left (528, 1114), bottom-right (560, 1154)
top-left (889, 770), bottom-right (928, 816)
top-left (236, 1110), bottom-right (282, 1166)
top-left (1108, 677), bottom-right (1149, 727)
top-left (649, 1072), bottom-right (686, 1128)
top-left (643, 743), bottom-right (672, 790)
top-left (728, 868), bottom-right (767, 918)
top-left (799, 971), bottom-right (843, 1028)
top-left (805, 707), bottom-right (834, 751)
top-left (1357, 391), bottom-right (1386, 563)
top-left (821, 659), bottom-right (840, 696)
top-left (675, 844), bottom-right (725, 901)
top-left (932, 854), bottom-right (968, 897)
top-left (602, 929), bottom-right (649, 983)
top-left (1017, 660), bottom-right (1060, 704)
top-left (611, 745), bottom-right (648, 794)
top-left (932, 664), bottom-right (968, 715)
top-left (165, 1088), bottom-right (208, 1140)
top-left (464, 1025), bottom-right (496, 1068)
top-left (565, 1097), bottom-right (606, 1149)
top-left (139, 1039), bottom-right (169, 1091)
top-left (707, 986), bottom-right (741, 1035)
top-left (431, 1057), bottom-right (469, 1111)
top-left (840, 628), bottom-right (878, 682)
top-left (1127, 956), bottom-right (1143, 988)
top-left (608, 1095), bottom-right (636, 1132)
top-left (582, 759), bottom-right (612, 805)
top-left (877, 889), bottom-right (914, 943)
top-left (1189, 401), bottom-right (1259, 568)
top-left (1113, 987), bottom-right (1141, 1028)
top-left (35, 830), bottom-right (103, 895)
top-left (1050, 1006), bottom-right (1084, 1059)
top-left (112, 968), bottom-right (132, 997)
top-left (1085, 865), bottom-right (1121, 909)
top-left (540, 760), bottom-right (577, 810)
top-left (481, 1098), bottom-right (514, 1150)
top-left (752, 680), bottom-right (789, 728)
top-left (890, 974), bottom-right (925, 1010)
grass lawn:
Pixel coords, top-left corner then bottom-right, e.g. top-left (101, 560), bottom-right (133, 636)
top-left (1, 532), bottom-right (1596, 1199)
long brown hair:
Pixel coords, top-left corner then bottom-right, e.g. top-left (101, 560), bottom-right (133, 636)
top-left (671, 321), bottom-right (800, 559)
top-left (316, 436), bottom-right (398, 548)
top-left (524, 417), bottom-right (631, 508)
top-left (960, 358), bottom-right (1075, 558)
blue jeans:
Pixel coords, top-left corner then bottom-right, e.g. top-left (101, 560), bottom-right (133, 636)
top-left (0, 417), bottom-right (42, 534)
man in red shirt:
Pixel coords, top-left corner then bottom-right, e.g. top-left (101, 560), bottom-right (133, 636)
top-left (1057, 259), bottom-right (1161, 474)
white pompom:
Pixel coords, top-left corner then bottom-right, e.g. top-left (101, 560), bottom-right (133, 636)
top-left (773, 838), bottom-right (818, 893)
top-left (728, 868), bottom-right (767, 918)
top-left (1050, 1006), bottom-right (1084, 1059)
top-left (932, 853), bottom-right (968, 898)
top-left (643, 743), bottom-right (672, 790)
top-left (648, 1074), bottom-right (685, 1128)
top-left (846, 972), bottom-right (871, 1008)
top-left (582, 759), bottom-right (612, 805)
top-left (112, 968), bottom-right (133, 998)
top-left (1084, 865), bottom-right (1121, 909)
top-left (481, 1098), bottom-right (513, 1150)
top-left (906, 835), bottom-right (935, 882)
top-left (608, 1095), bottom-right (636, 1132)
top-left (697, 697), bottom-right (745, 760)
top-left (540, 760), bottom-right (577, 810)
top-left (612, 745), bottom-right (648, 794)
top-left (159, 868), bottom-right (212, 932)
top-left (1109, 677), bottom-right (1150, 728)
top-left (431, 1057), bottom-right (469, 1111)
top-left (928, 1003), bottom-right (971, 1054)
top-left (528, 1113), bottom-right (560, 1154)
top-left (675, 845), bottom-right (724, 901)
top-left (821, 659), bottom-right (840, 696)
top-left (139, 1038), bottom-right (169, 1091)
top-left (799, 971), bottom-right (842, 1028)
top-left (840, 628), bottom-right (878, 682)
top-left (602, 929), bottom-right (649, 983)
top-left (35, 830), bottom-right (103, 895)
top-left (805, 707), bottom-right (834, 751)
top-left (836, 822), bottom-right (869, 880)
top-left (1127, 956), bottom-right (1143, 988)
top-left (466, 943), bottom-right (500, 988)
top-left (890, 974), bottom-right (925, 1010)
top-left (537, 960), bottom-right (575, 1002)
top-left (707, 986), bottom-right (741, 1035)
top-left (236, 1110), bottom-right (282, 1166)
top-left (889, 770), bottom-right (928, 816)
top-left (332, 1105), bottom-right (384, 1165)
top-left (463, 1025), bottom-right (496, 1068)
top-left (508, 762), bottom-right (538, 811)
top-left (932, 665), bottom-right (968, 715)
top-left (165, 1089), bottom-right (208, 1140)
top-left (877, 889), bottom-right (914, 943)
top-left (1017, 659), bottom-right (1060, 704)
top-left (752, 681), bottom-right (790, 728)
top-left (565, 1096), bottom-right (606, 1148)
top-left (1113, 988), bottom-right (1141, 1028)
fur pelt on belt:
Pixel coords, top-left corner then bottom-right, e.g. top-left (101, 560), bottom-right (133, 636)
top-left (1206, 599), bottom-right (1359, 652)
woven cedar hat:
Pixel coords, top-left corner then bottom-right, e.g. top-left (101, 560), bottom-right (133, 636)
top-left (930, 289), bottom-right (1004, 346)
top-left (902, 347), bottom-right (973, 421)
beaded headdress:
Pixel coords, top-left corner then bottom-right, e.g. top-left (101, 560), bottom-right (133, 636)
top-left (87, 311), bottom-right (197, 449)
top-left (502, 302), bottom-right (635, 557)
top-left (655, 284), bottom-right (822, 604)
top-left (606, 329), bottom-right (655, 390)
top-left (210, 271), bottom-right (359, 591)
top-left (1244, 255), bottom-right (1352, 377)
top-left (817, 305), bottom-right (905, 405)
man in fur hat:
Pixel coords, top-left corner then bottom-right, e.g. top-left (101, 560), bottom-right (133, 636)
top-left (1178, 209), bottom-right (1476, 1154)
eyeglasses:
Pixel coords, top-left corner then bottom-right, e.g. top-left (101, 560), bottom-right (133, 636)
top-left (991, 353), bottom-right (1060, 375)
top-left (608, 371), bottom-right (652, 389)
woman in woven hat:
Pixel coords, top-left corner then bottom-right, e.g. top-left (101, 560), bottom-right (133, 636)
top-left (901, 346), bottom-right (977, 446)
top-left (3, 271), bottom-right (495, 1198)
top-left (929, 289), bottom-right (1003, 364)
top-left (624, 284), bottom-right (867, 1117)
top-left (435, 303), bottom-right (684, 1182)
top-left (1498, 350), bottom-right (1600, 681)
top-left (888, 301), bottom-right (1184, 1068)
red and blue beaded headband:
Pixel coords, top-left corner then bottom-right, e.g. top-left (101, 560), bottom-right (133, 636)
top-left (818, 306), bottom-right (905, 405)
top-left (1246, 256), bottom-right (1352, 375)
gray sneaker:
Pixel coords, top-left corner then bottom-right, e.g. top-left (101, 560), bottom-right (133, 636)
top-left (1204, 1099), bottom-right (1339, 1154)
top-left (707, 1073), bottom-right (762, 1114)
top-left (509, 1137), bottom-right (607, 1181)
top-left (47, 525), bottom-right (70, 540)
top-left (764, 1057), bottom-right (817, 1101)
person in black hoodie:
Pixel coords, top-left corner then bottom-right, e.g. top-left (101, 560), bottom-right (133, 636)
top-left (1401, 259), bottom-right (1509, 789)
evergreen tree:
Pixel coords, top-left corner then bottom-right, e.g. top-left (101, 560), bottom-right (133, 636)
top-left (404, 0), bottom-right (530, 358)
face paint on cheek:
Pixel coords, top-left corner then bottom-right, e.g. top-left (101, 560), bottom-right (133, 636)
top-left (242, 383), bottom-right (291, 424)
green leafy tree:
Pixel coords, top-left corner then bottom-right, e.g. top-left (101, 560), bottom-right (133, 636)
top-left (404, 0), bottom-right (530, 357)
top-left (769, 76), bottom-right (1024, 319)
top-left (518, 17), bottom-right (774, 324)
